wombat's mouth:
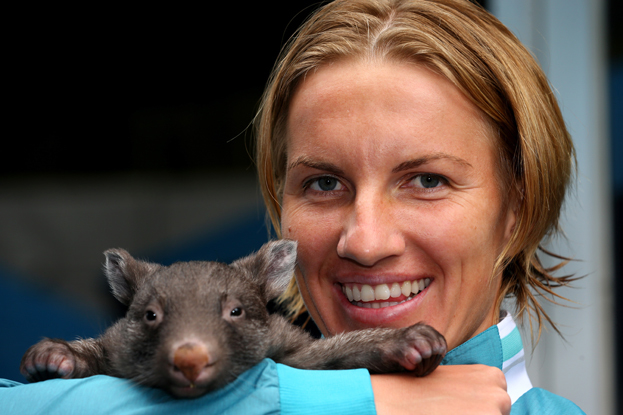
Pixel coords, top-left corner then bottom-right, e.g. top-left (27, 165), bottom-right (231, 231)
top-left (340, 279), bottom-right (431, 309)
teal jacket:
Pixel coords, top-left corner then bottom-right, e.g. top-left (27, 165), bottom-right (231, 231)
top-left (443, 312), bottom-right (585, 414)
top-left (0, 313), bottom-right (584, 414)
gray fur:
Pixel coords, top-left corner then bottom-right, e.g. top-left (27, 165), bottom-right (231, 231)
top-left (20, 239), bottom-right (446, 398)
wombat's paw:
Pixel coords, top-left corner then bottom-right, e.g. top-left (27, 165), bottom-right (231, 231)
top-left (20, 339), bottom-right (77, 382)
top-left (394, 323), bottom-right (447, 377)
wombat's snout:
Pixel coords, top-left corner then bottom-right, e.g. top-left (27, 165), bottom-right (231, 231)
top-left (172, 342), bottom-right (212, 383)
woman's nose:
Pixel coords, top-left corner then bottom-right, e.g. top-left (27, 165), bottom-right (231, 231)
top-left (336, 193), bottom-right (405, 266)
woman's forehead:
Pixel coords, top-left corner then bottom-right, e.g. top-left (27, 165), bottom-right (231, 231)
top-left (285, 59), bottom-right (495, 167)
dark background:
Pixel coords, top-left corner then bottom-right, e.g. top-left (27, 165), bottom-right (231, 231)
top-left (4, 2), bottom-right (325, 177)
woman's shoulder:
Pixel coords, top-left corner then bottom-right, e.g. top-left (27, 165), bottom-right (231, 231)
top-left (512, 387), bottom-right (586, 414)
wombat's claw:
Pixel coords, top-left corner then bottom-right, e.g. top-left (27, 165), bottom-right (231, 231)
top-left (20, 339), bottom-right (77, 382)
top-left (400, 323), bottom-right (447, 377)
top-left (412, 352), bottom-right (445, 377)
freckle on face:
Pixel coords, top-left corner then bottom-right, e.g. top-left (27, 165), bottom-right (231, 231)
top-left (281, 59), bottom-right (515, 349)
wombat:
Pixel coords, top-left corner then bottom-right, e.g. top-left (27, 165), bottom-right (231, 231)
top-left (20, 239), bottom-right (447, 398)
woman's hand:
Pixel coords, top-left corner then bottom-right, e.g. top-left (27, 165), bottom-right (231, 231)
top-left (371, 365), bottom-right (511, 415)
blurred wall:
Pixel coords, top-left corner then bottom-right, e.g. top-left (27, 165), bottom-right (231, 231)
top-left (0, 174), bottom-right (264, 313)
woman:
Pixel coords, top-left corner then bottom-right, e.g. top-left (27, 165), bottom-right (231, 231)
top-left (255, 0), bottom-right (583, 412)
top-left (0, 0), bottom-right (585, 413)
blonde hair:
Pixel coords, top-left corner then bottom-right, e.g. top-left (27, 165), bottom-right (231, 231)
top-left (254, 0), bottom-right (576, 338)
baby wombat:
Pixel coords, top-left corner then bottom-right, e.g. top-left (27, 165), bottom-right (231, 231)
top-left (20, 240), bottom-right (447, 398)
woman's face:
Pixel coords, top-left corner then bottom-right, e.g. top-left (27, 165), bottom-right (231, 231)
top-left (281, 60), bottom-right (516, 350)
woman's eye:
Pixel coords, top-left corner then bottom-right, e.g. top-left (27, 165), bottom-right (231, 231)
top-left (411, 174), bottom-right (445, 189)
top-left (308, 176), bottom-right (343, 192)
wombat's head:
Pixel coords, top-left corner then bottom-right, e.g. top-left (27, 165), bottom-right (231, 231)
top-left (102, 239), bottom-right (297, 398)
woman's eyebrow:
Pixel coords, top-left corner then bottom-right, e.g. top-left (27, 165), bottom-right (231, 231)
top-left (287, 156), bottom-right (345, 175)
top-left (392, 153), bottom-right (473, 173)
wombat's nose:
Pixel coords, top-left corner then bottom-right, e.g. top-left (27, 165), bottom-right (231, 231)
top-left (172, 343), bottom-right (211, 382)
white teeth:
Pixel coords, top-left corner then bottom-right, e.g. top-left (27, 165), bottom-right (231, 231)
top-left (360, 285), bottom-right (375, 302)
top-left (342, 279), bottom-right (431, 307)
top-left (411, 280), bottom-right (420, 295)
top-left (401, 281), bottom-right (411, 297)
top-left (344, 285), bottom-right (353, 302)
top-left (374, 284), bottom-right (391, 301)
top-left (353, 285), bottom-right (361, 301)
top-left (390, 283), bottom-right (402, 298)
top-left (354, 297), bottom-right (412, 308)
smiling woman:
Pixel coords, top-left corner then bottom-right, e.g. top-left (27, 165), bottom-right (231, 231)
top-left (281, 61), bottom-right (514, 351)
top-left (257, 0), bottom-right (575, 339)
top-left (255, 0), bottom-right (583, 413)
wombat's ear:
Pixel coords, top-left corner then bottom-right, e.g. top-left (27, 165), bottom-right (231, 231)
top-left (259, 239), bottom-right (298, 300)
top-left (233, 239), bottom-right (297, 301)
top-left (103, 249), bottom-right (160, 306)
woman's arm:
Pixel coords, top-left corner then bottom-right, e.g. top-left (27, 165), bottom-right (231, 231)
top-left (371, 365), bottom-right (511, 415)
top-left (276, 362), bottom-right (510, 415)
top-left (1, 360), bottom-right (510, 415)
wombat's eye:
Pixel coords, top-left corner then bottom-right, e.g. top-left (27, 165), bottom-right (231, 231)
top-left (230, 307), bottom-right (243, 317)
top-left (145, 310), bottom-right (158, 321)
top-left (142, 304), bottom-right (163, 326)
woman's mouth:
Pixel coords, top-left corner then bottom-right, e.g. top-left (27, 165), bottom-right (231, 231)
top-left (340, 278), bottom-right (431, 309)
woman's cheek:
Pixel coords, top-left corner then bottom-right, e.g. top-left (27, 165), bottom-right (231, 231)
top-left (284, 201), bottom-right (340, 240)
top-left (281, 198), bottom-right (303, 237)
